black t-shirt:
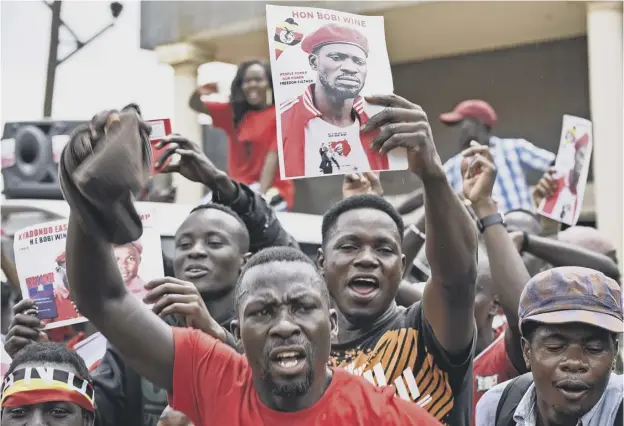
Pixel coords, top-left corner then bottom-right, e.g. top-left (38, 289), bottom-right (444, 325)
top-left (329, 302), bottom-right (475, 426)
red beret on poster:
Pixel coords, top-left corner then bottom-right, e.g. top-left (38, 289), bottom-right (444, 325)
top-left (301, 24), bottom-right (369, 56)
top-left (574, 133), bottom-right (589, 150)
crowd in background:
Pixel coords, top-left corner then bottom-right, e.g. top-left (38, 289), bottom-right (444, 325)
top-left (0, 58), bottom-right (622, 426)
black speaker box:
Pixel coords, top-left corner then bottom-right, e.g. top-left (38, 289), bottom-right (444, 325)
top-left (1, 120), bottom-right (86, 199)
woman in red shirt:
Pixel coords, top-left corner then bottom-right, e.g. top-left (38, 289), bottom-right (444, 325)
top-left (189, 61), bottom-right (294, 210)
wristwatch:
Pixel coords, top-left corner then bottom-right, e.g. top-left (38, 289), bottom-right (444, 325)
top-left (477, 213), bottom-right (505, 233)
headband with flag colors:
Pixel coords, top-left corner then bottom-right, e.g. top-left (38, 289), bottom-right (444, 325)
top-left (1, 367), bottom-right (95, 412)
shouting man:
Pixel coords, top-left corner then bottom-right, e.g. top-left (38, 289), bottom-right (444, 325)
top-left (319, 95), bottom-right (479, 425)
top-left (280, 24), bottom-right (398, 177)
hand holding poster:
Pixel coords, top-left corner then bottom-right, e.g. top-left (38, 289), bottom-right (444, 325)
top-left (267, 4), bottom-right (407, 179)
top-left (13, 212), bottom-right (164, 330)
top-left (537, 115), bottom-right (593, 226)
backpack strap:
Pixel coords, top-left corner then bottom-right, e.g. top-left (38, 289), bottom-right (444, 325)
top-left (495, 373), bottom-right (534, 426)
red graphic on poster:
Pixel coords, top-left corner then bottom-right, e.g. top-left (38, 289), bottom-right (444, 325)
top-left (331, 140), bottom-right (351, 157)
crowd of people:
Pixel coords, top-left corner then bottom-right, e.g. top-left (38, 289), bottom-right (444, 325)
top-left (0, 57), bottom-right (622, 426)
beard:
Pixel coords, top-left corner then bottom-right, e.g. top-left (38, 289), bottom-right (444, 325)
top-left (319, 71), bottom-right (362, 100)
top-left (260, 340), bottom-right (316, 398)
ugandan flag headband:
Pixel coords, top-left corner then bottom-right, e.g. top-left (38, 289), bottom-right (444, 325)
top-left (1, 367), bottom-right (95, 412)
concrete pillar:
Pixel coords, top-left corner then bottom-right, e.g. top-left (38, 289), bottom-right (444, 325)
top-left (155, 43), bottom-right (213, 205)
top-left (586, 2), bottom-right (623, 270)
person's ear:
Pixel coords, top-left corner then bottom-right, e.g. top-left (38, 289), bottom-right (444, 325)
top-left (240, 252), bottom-right (252, 274)
top-left (230, 319), bottom-right (242, 350)
top-left (316, 248), bottom-right (325, 278)
top-left (400, 253), bottom-right (406, 276)
top-left (521, 337), bottom-right (531, 371)
top-left (329, 308), bottom-right (339, 341)
top-left (309, 53), bottom-right (319, 71)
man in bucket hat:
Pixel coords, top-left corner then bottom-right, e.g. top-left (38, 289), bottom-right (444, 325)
top-left (475, 266), bottom-right (623, 426)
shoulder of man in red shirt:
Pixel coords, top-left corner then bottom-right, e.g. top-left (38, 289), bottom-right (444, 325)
top-left (331, 369), bottom-right (443, 425)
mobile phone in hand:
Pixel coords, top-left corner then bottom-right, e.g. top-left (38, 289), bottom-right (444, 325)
top-left (146, 118), bottom-right (172, 175)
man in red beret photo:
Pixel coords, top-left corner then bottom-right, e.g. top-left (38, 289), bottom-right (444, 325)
top-left (279, 23), bottom-right (400, 178)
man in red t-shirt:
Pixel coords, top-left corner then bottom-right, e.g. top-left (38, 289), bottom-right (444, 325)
top-left (65, 217), bottom-right (442, 426)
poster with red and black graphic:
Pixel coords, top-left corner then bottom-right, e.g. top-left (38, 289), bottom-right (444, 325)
top-left (266, 4), bottom-right (407, 180)
top-left (537, 115), bottom-right (593, 226)
top-left (13, 212), bottom-right (164, 330)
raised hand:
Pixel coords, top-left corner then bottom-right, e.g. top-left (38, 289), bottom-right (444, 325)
top-left (155, 134), bottom-right (226, 185)
top-left (461, 141), bottom-right (497, 205)
top-left (143, 277), bottom-right (227, 342)
top-left (342, 172), bottom-right (383, 199)
top-left (5, 299), bottom-right (48, 357)
top-left (532, 166), bottom-right (558, 207)
top-left (363, 94), bottom-right (443, 179)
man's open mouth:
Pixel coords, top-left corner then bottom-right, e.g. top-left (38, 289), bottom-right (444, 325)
top-left (184, 264), bottom-right (210, 279)
top-left (556, 379), bottom-right (591, 401)
top-left (347, 275), bottom-right (380, 300)
top-left (269, 347), bottom-right (307, 373)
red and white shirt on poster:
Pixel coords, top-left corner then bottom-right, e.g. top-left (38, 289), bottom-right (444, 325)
top-left (541, 173), bottom-right (578, 223)
top-left (281, 85), bottom-right (402, 178)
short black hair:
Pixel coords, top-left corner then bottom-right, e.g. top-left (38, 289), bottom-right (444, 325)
top-left (234, 247), bottom-right (330, 313)
top-left (322, 194), bottom-right (404, 246)
top-left (186, 203), bottom-right (250, 251)
top-left (7, 342), bottom-right (90, 380)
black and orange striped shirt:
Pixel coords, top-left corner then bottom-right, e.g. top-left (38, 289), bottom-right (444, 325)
top-left (329, 302), bottom-right (475, 426)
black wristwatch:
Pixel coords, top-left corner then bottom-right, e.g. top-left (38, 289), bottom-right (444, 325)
top-left (477, 213), bottom-right (505, 233)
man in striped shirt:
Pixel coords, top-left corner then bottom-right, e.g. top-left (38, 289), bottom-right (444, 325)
top-left (440, 100), bottom-right (555, 213)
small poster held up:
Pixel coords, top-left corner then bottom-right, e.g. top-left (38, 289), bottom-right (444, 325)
top-left (13, 212), bottom-right (164, 330)
top-left (537, 115), bottom-right (593, 226)
top-left (267, 4), bottom-right (407, 180)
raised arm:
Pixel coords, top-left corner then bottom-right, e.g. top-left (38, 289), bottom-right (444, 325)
top-left (62, 110), bottom-right (175, 391)
top-left (157, 134), bottom-right (298, 252)
top-left (523, 234), bottom-right (620, 281)
top-left (420, 166), bottom-right (478, 354)
top-left (363, 94), bottom-right (478, 355)
top-left (464, 143), bottom-right (529, 371)
top-left (66, 214), bottom-right (175, 391)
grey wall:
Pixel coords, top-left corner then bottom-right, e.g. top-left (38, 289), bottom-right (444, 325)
top-left (290, 36), bottom-right (591, 214)
top-left (140, 1), bottom-right (399, 50)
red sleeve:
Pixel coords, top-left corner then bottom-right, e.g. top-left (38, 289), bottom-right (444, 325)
top-left (168, 327), bottom-right (246, 426)
top-left (203, 101), bottom-right (234, 134)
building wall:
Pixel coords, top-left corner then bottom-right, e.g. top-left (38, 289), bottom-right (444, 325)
top-left (291, 36), bottom-right (590, 214)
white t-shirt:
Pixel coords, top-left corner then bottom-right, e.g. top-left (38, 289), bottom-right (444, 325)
top-left (304, 118), bottom-right (370, 177)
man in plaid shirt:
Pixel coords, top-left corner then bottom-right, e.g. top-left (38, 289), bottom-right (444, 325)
top-left (440, 100), bottom-right (555, 213)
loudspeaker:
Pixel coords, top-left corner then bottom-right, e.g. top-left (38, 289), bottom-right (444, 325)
top-left (1, 120), bottom-right (86, 199)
